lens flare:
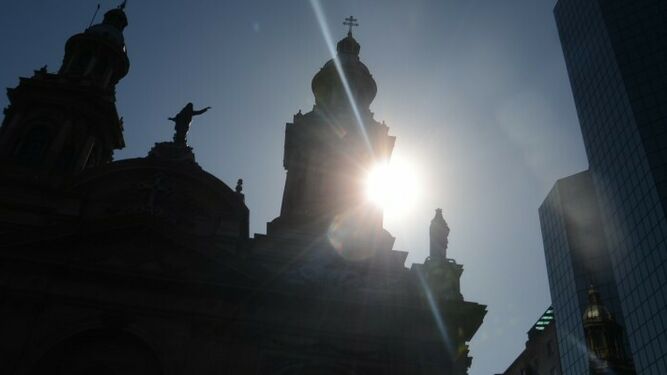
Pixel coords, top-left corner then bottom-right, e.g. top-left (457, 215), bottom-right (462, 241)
top-left (365, 157), bottom-right (421, 217)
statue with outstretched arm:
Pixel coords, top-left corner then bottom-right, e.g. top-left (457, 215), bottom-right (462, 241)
top-left (169, 102), bottom-right (211, 146)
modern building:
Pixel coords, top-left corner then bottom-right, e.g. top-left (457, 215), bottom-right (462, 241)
top-left (0, 5), bottom-right (486, 375)
top-left (539, 171), bottom-right (631, 374)
top-left (497, 307), bottom-right (562, 375)
top-left (554, 0), bottom-right (667, 373)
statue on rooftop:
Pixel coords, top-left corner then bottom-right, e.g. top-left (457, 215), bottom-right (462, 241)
top-left (169, 102), bottom-right (211, 146)
top-left (430, 208), bottom-right (450, 259)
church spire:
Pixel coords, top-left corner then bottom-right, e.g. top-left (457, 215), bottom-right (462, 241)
top-left (311, 16), bottom-right (376, 112)
top-left (0, 4), bottom-right (129, 174)
top-left (269, 19), bottom-right (395, 239)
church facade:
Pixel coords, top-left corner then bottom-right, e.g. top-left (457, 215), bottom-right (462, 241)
top-left (0, 6), bottom-right (485, 375)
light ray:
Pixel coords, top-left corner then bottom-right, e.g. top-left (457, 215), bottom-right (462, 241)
top-left (417, 268), bottom-right (455, 355)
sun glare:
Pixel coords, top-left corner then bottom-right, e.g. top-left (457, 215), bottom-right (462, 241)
top-left (365, 157), bottom-right (421, 216)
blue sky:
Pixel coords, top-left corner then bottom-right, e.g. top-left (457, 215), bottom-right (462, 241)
top-left (0, 1), bottom-right (588, 373)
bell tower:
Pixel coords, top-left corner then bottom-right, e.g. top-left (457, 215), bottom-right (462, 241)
top-left (0, 3), bottom-right (130, 176)
top-left (269, 19), bottom-right (395, 247)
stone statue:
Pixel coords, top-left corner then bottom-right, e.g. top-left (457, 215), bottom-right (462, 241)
top-left (429, 208), bottom-right (450, 259)
top-left (168, 103), bottom-right (211, 146)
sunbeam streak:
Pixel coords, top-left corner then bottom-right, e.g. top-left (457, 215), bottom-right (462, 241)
top-left (308, 0), bottom-right (373, 152)
top-left (417, 268), bottom-right (455, 356)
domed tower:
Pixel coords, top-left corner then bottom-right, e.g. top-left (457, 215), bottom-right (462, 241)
top-left (583, 285), bottom-right (636, 374)
top-left (311, 24), bottom-right (377, 116)
top-left (59, 4), bottom-right (130, 87)
top-left (0, 2), bottom-right (130, 176)
top-left (269, 17), bottom-right (395, 250)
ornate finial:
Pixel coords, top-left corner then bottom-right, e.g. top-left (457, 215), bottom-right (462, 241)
top-left (343, 15), bottom-right (358, 36)
top-left (235, 179), bottom-right (243, 194)
top-left (118, 0), bottom-right (128, 10)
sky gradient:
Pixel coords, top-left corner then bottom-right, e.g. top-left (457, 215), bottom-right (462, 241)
top-left (0, 1), bottom-right (588, 373)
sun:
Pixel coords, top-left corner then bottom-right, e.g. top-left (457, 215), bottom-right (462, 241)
top-left (365, 156), bottom-right (421, 216)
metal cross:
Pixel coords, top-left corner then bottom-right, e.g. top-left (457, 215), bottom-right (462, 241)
top-left (343, 16), bottom-right (359, 34)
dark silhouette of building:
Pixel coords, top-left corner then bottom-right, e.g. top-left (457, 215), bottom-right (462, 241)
top-left (553, 0), bottom-right (667, 373)
top-left (496, 307), bottom-right (562, 375)
top-left (539, 171), bottom-right (633, 374)
top-left (0, 6), bottom-right (485, 375)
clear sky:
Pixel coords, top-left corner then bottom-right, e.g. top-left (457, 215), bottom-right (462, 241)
top-left (0, 1), bottom-right (588, 373)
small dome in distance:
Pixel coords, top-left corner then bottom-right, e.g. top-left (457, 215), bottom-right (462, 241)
top-left (583, 285), bottom-right (613, 323)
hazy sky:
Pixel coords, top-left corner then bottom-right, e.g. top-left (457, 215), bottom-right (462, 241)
top-left (0, 1), bottom-right (588, 373)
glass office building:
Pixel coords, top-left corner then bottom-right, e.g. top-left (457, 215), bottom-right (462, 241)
top-left (554, 1), bottom-right (667, 373)
top-left (540, 171), bottom-right (627, 374)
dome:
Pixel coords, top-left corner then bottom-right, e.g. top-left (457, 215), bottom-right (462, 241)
top-left (583, 285), bottom-right (613, 323)
top-left (337, 32), bottom-right (361, 55)
top-left (72, 156), bottom-right (249, 239)
top-left (311, 32), bottom-right (377, 112)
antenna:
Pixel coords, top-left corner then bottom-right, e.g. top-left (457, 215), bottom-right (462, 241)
top-left (88, 3), bottom-right (101, 28)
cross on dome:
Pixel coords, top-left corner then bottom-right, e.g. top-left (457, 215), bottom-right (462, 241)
top-left (343, 16), bottom-right (359, 36)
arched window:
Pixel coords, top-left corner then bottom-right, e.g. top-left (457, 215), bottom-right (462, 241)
top-left (15, 126), bottom-right (51, 166)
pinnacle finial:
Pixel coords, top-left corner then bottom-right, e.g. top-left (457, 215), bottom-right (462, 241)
top-left (118, 0), bottom-right (127, 10)
top-left (343, 15), bottom-right (359, 36)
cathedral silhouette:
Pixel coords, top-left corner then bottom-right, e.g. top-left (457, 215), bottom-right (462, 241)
top-left (0, 5), bottom-right (485, 375)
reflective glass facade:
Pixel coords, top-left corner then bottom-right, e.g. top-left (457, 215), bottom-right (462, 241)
top-left (555, 1), bottom-right (667, 373)
top-left (540, 171), bottom-right (626, 375)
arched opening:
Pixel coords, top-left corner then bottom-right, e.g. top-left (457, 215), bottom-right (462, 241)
top-left (30, 329), bottom-right (162, 375)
